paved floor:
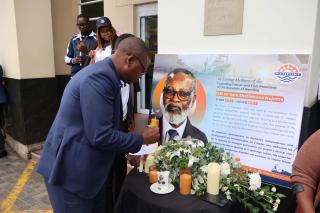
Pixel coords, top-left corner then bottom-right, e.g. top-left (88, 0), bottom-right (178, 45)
top-left (0, 113), bottom-right (148, 213)
top-left (0, 145), bottom-right (52, 213)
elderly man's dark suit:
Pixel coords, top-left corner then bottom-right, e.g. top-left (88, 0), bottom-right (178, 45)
top-left (159, 116), bottom-right (208, 145)
top-left (37, 58), bottom-right (143, 212)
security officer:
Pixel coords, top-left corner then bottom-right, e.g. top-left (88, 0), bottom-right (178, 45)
top-left (64, 14), bottom-right (97, 76)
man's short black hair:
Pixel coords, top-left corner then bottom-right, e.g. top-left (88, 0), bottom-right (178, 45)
top-left (114, 33), bottom-right (135, 50)
top-left (77, 14), bottom-right (89, 21)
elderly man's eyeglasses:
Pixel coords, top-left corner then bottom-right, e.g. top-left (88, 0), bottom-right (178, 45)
top-left (163, 88), bottom-right (194, 101)
top-left (132, 55), bottom-right (148, 75)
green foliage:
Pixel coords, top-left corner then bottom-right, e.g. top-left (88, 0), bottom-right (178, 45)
top-left (153, 138), bottom-right (286, 213)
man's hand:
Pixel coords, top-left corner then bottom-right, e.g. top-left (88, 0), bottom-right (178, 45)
top-left (127, 155), bottom-right (147, 167)
top-left (77, 41), bottom-right (88, 54)
top-left (88, 50), bottom-right (96, 59)
top-left (72, 56), bottom-right (83, 64)
top-left (142, 126), bottom-right (160, 145)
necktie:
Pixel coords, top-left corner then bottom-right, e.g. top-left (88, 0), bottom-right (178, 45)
top-left (168, 129), bottom-right (179, 141)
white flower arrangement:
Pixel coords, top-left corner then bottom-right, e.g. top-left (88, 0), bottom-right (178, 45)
top-left (153, 138), bottom-right (285, 213)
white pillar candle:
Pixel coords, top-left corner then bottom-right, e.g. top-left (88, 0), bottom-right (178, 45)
top-left (144, 155), bottom-right (155, 173)
top-left (207, 162), bottom-right (220, 195)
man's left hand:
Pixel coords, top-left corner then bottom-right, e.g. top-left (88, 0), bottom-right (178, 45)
top-left (77, 41), bottom-right (88, 54)
top-left (127, 154), bottom-right (147, 167)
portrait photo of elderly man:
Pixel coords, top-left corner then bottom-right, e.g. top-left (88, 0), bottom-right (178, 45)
top-left (159, 68), bottom-right (208, 144)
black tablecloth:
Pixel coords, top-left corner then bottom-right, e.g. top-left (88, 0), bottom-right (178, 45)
top-left (114, 169), bottom-right (242, 213)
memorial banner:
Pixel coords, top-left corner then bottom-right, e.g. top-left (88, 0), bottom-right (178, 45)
top-left (151, 54), bottom-right (310, 187)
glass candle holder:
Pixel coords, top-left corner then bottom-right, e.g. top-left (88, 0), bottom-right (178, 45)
top-left (149, 118), bottom-right (159, 128)
top-left (149, 165), bottom-right (158, 184)
top-left (179, 167), bottom-right (192, 195)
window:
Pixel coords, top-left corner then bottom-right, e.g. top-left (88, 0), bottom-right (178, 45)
top-left (136, 3), bottom-right (158, 114)
top-left (79, 0), bottom-right (104, 31)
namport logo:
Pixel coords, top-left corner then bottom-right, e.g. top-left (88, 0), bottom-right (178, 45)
top-left (274, 64), bottom-right (302, 84)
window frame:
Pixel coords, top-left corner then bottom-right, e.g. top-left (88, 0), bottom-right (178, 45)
top-left (78, 0), bottom-right (104, 20)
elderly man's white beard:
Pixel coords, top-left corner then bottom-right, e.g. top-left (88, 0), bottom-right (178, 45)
top-left (160, 95), bottom-right (196, 125)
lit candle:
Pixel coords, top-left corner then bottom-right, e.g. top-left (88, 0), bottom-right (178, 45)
top-left (149, 118), bottom-right (159, 127)
top-left (138, 155), bottom-right (144, 172)
top-left (207, 162), bottom-right (220, 195)
top-left (180, 173), bottom-right (192, 195)
top-left (149, 170), bottom-right (158, 184)
top-left (144, 155), bottom-right (155, 173)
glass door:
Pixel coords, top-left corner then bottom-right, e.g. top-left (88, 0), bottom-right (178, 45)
top-left (136, 3), bottom-right (158, 114)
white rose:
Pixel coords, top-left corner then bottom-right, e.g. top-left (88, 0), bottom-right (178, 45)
top-left (226, 178), bottom-right (231, 184)
top-left (259, 190), bottom-right (264, 196)
top-left (220, 162), bottom-right (231, 177)
top-left (222, 153), bottom-right (229, 161)
top-left (226, 195), bottom-right (232, 200)
top-left (273, 203), bottom-right (278, 211)
top-left (194, 139), bottom-right (204, 148)
top-left (271, 187), bottom-right (276, 192)
top-left (234, 184), bottom-right (240, 192)
top-left (197, 175), bottom-right (204, 184)
top-left (276, 198), bottom-right (281, 204)
top-left (182, 139), bottom-right (193, 146)
top-left (193, 178), bottom-right (199, 187)
top-left (200, 165), bottom-right (208, 173)
top-left (187, 156), bottom-right (199, 167)
top-left (221, 186), bottom-right (228, 192)
top-left (248, 173), bottom-right (261, 191)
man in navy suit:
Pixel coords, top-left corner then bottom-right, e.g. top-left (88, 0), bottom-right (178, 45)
top-left (159, 68), bottom-right (208, 144)
top-left (37, 37), bottom-right (160, 213)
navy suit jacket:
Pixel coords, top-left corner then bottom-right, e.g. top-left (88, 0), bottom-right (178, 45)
top-left (37, 58), bottom-right (143, 199)
top-left (159, 116), bottom-right (208, 145)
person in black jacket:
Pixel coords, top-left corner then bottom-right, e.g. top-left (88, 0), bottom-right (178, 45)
top-left (0, 65), bottom-right (8, 158)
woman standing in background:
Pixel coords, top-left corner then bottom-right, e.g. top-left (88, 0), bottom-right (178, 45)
top-left (89, 17), bottom-right (118, 64)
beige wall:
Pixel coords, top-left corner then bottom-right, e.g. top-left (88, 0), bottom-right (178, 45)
top-left (105, 0), bottom-right (156, 35)
top-left (51, 0), bottom-right (79, 75)
top-left (14, 0), bottom-right (55, 79)
top-left (105, 0), bottom-right (134, 34)
top-left (0, 0), bottom-right (21, 79)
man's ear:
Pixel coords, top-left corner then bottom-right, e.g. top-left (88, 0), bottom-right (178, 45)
top-left (190, 97), bottom-right (197, 114)
top-left (127, 55), bottom-right (134, 68)
top-left (192, 94), bottom-right (197, 105)
top-left (121, 54), bottom-right (131, 70)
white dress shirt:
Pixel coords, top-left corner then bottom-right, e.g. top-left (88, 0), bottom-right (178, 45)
top-left (162, 117), bottom-right (187, 144)
top-left (94, 45), bottom-right (129, 120)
